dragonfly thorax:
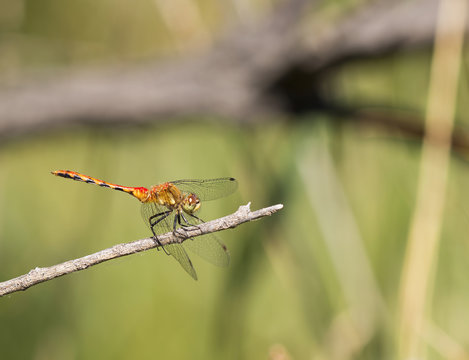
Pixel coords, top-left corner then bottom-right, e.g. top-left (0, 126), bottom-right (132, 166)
top-left (148, 183), bottom-right (200, 215)
top-left (147, 182), bottom-right (181, 206)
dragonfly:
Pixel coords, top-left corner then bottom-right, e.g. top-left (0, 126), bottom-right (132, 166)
top-left (51, 170), bottom-right (238, 280)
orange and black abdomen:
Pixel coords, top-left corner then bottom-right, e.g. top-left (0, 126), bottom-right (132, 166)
top-left (52, 170), bottom-right (150, 202)
top-left (52, 170), bottom-right (124, 190)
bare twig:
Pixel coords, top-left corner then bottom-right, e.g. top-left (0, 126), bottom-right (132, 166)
top-left (0, 203), bottom-right (283, 297)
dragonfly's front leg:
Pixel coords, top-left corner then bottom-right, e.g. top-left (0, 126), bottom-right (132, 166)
top-left (178, 213), bottom-right (191, 228)
top-left (178, 213), bottom-right (206, 242)
top-left (180, 212), bottom-right (201, 227)
top-left (149, 210), bottom-right (172, 255)
top-left (175, 212), bottom-right (201, 240)
top-left (187, 213), bottom-right (205, 224)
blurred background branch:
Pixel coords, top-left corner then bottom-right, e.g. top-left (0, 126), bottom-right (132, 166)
top-left (1, 0), bottom-right (468, 150)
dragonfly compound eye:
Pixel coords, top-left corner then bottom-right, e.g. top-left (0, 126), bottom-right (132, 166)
top-left (182, 194), bottom-right (201, 213)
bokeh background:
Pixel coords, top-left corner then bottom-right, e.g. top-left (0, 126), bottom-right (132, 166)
top-left (1, 0), bottom-right (469, 359)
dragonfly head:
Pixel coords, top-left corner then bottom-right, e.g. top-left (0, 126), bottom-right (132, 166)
top-left (182, 193), bottom-right (201, 214)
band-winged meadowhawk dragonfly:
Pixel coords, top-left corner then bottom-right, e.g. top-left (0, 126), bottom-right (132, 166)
top-left (52, 170), bottom-right (238, 280)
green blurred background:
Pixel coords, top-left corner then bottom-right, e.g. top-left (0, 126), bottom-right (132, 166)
top-left (1, 0), bottom-right (469, 359)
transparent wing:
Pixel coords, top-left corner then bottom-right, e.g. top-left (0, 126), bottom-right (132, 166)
top-left (184, 235), bottom-right (230, 267)
top-left (165, 244), bottom-right (197, 280)
top-left (182, 215), bottom-right (230, 267)
top-left (141, 201), bottom-right (172, 235)
top-left (141, 202), bottom-right (198, 280)
top-left (170, 177), bottom-right (238, 201)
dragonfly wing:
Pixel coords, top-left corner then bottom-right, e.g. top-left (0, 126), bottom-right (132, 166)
top-left (165, 243), bottom-right (198, 280)
top-left (171, 178), bottom-right (238, 201)
top-left (141, 202), bottom-right (198, 280)
top-left (183, 234), bottom-right (230, 268)
top-left (181, 215), bottom-right (230, 267)
top-left (141, 202), bottom-right (172, 233)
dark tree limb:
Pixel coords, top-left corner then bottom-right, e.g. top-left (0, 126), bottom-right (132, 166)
top-left (0, 0), bottom-right (308, 139)
top-left (298, 0), bottom-right (445, 72)
top-left (0, 203), bottom-right (283, 297)
top-left (0, 0), bottom-right (466, 140)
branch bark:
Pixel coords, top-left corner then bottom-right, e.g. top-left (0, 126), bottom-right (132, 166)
top-left (0, 203), bottom-right (283, 297)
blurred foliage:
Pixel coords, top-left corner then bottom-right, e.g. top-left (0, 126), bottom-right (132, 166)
top-left (1, 1), bottom-right (469, 359)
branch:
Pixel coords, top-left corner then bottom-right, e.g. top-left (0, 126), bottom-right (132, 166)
top-left (0, 0), bottom-right (309, 139)
top-left (0, 203), bottom-right (283, 297)
top-left (299, 0), bottom-right (445, 71)
top-left (3, 0), bottom-right (468, 140)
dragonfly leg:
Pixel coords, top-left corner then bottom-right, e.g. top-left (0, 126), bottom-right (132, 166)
top-left (149, 210), bottom-right (172, 255)
top-left (149, 210), bottom-right (171, 223)
top-left (187, 213), bottom-right (205, 224)
top-left (173, 213), bottom-right (185, 238)
top-left (175, 214), bottom-right (194, 242)
top-left (179, 213), bottom-right (205, 242)
top-left (173, 212), bottom-right (194, 239)
top-left (180, 212), bottom-right (199, 227)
